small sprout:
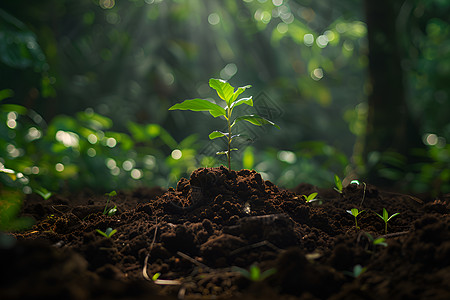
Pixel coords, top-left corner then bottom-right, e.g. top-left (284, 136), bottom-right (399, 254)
top-left (233, 264), bottom-right (277, 282)
top-left (375, 208), bottom-right (400, 234)
top-left (373, 237), bottom-right (387, 247)
top-left (152, 272), bottom-right (161, 281)
top-left (344, 264), bottom-right (366, 278)
top-left (96, 227), bottom-right (117, 238)
top-left (334, 174), bottom-right (343, 194)
top-left (365, 232), bottom-right (388, 248)
top-left (302, 192), bottom-right (318, 203)
top-left (34, 187), bottom-right (52, 200)
top-left (169, 78), bottom-right (279, 170)
top-left (346, 208), bottom-right (364, 230)
top-left (350, 179), bottom-right (367, 207)
top-left (103, 190), bottom-right (117, 216)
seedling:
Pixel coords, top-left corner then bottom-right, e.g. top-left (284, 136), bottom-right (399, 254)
top-left (232, 264), bottom-right (277, 282)
top-left (169, 78), bottom-right (279, 170)
top-left (103, 190), bottom-right (117, 216)
top-left (334, 174), bottom-right (343, 194)
top-left (346, 208), bottom-right (364, 230)
top-left (96, 227), bottom-right (117, 238)
top-left (375, 208), bottom-right (400, 234)
top-left (364, 232), bottom-right (387, 247)
top-left (302, 192), bottom-right (318, 203)
top-left (350, 180), bottom-right (367, 207)
top-left (152, 272), bottom-right (161, 281)
top-left (34, 187), bottom-right (52, 200)
top-left (344, 264), bottom-right (366, 278)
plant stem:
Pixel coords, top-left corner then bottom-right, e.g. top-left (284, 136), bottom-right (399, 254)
top-left (227, 107), bottom-right (232, 170)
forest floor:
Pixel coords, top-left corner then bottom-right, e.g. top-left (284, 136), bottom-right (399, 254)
top-left (2, 166), bottom-right (450, 299)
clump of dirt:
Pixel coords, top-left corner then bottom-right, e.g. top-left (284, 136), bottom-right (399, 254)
top-left (2, 166), bottom-right (449, 299)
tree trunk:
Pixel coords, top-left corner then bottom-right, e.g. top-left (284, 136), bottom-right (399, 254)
top-left (363, 0), bottom-right (422, 185)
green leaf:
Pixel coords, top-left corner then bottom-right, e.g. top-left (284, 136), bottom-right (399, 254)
top-left (169, 98), bottom-right (226, 118)
top-left (334, 175), bottom-right (343, 193)
top-left (387, 212), bottom-right (400, 222)
top-left (0, 89), bottom-right (14, 102)
top-left (304, 192), bottom-right (318, 202)
top-left (106, 190), bottom-right (117, 197)
top-left (383, 208), bottom-right (388, 221)
top-left (105, 227), bottom-right (117, 237)
top-left (35, 188), bottom-right (52, 200)
top-left (152, 273), bottom-right (161, 281)
top-left (209, 78), bottom-right (234, 105)
top-left (250, 265), bottom-right (261, 281)
top-left (209, 131), bottom-right (228, 140)
top-left (230, 97), bottom-right (253, 109)
top-left (233, 114), bottom-right (280, 129)
top-left (231, 85), bottom-right (252, 103)
top-left (350, 208), bottom-right (359, 216)
top-left (96, 229), bottom-right (108, 237)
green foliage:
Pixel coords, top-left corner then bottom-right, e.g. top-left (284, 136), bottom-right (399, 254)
top-left (346, 208), bottom-right (364, 230)
top-left (34, 187), bottom-right (52, 200)
top-left (96, 227), bottom-right (117, 238)
top-left (169, 78), bottom-right (279, 170)
top-left (375, 208), bottom-right (400, 234)
top-left (233, 264), bottom-right (277, 282)
top-left (344, 264), bottom-right (366, 278)
top-left (302, 192), bottom-right (318, 203)
top-left (334, 174), bottom-right (343, 194)
top-left (103, 190), bottom-right (117, 216)
top-left (364, 232), bottom-right (387, 248)
top-left (151, 272), bottom-right (161, 281)
top-left (0, 188), bottom-right (34, 232)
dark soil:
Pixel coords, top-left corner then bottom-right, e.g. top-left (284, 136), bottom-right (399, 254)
top-left (2, 166), bottom-right (450, 299)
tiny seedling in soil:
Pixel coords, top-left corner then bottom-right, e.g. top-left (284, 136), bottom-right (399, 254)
top-left (103, 190), bottom-right (117, 216)
top-left (34, 187), bottom-right (52, 200)
top-left (96, 227), bottom-right (117, 238)
top-left (152, 272), bottom-right (161, 281)
top-left (169, 78), bottom-right (279, 170)
top-left (350, 180), bottom-right (367, 207)
top-left (334, 174), bottom-right (343, 194)
top-left (344, 264), bottom-right (366, 278)
top-left (375, 208), bottom-right (400, 234)
top-left (302, 192), bottom-right (318, 203)
top-left (233, 264), bottom-right (277, 282)
top-left (364, 232), bottom-right (388, 248)
top-left (347, 208), bottom-right (364, 230)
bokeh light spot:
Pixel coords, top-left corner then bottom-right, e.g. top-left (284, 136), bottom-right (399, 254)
top-left (131, 169), bottom-right (143, 179)
top-left (311, 68), bottom-right (324, 80)
top-left (208, 13), bottom-right (220, 25)
top-left (277, 150), bottom-right (297, 164)
top-left (99, 0), bottom-right (115, 9)
top-left (304, 34), bottom-right (314, 46)
top-left (55, 163), bottom-right (64, 172)
top-left (106, 137), bottom-right (117, 148)
top-left (171, 149), bottom-right (182, 160)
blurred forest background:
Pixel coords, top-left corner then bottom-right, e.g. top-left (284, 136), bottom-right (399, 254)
top-left (0, 0), bottom-right (449, 197)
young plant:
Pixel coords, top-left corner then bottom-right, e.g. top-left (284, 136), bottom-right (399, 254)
top-left (334, 174), bottom-right (343, 194)
top-left (344, 264), bottom-right (366, 278)
top-left (96, 227), bottom-right (117, 238)
top-left (347, 208), bottom-right (364, 230)
top-left (103, 190), bottom-right (117, 216)
top-left (34, 187), bottom-right (52, 200)
top-left (375, 208), bottom-right (400, 234)
top-left (350, 180), bottom-right (367, 207)
top-left (232, 264), bottom-right (277, 282)
top-left (151, 272), bottom-right (161, 281)
top-left (302, 192), bottom-right (318, 203)
top-left (169, 78), bottom-right (279, 170)
top-left (364, 232), bottom-right (387, 248)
